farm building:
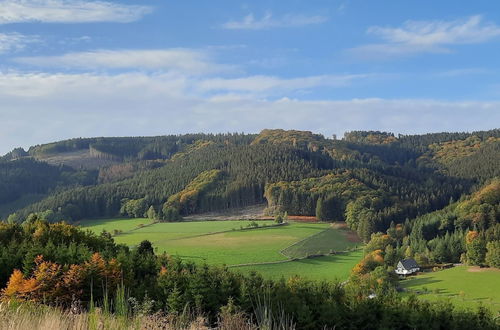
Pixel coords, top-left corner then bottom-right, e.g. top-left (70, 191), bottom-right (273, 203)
top-left (395, 258), bottom-right (420, 275)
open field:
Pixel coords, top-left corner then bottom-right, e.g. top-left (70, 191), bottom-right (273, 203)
top-left (109, 221), bottom-right (327, 265)
top-left (400, 266), bottom-right (500, 314)
top-left (234, 250), bottom-right (363, 281)
top-left (79, 217), bottom-right (156, 233)
top-left (36, 149), bottom-right (120, 170)
top-left (80, 218), bottom-right (361, 280)
top-left (282, 227), bottom-right (361, 258)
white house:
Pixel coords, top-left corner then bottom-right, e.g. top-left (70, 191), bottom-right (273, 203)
top-left (395, 258), bottom-right (420, 275)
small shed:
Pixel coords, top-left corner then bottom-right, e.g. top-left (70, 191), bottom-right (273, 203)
top-left (395, 258), bottom-right (420, 275)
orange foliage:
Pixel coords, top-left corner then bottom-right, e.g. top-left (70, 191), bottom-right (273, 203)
top-left (466, 231), bottom-right (479, 244)
top-left (2, 270), bottom-right (26, 300)
top-left (352, 250), bottom-right (385, 275)
top-left (1, 253), bottom-right (122, 305)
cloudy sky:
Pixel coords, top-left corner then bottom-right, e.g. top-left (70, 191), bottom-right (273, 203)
top-left (1, 0), bottom-right (500, 154)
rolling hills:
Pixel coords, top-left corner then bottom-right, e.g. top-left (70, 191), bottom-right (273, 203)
top-left (1, 128), bottom-right (499, 243)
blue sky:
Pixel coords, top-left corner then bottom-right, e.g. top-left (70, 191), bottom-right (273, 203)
top-left (1, 0), bottom-right (500, 154)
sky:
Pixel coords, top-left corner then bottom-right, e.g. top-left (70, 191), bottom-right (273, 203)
top-left (1, 0), bottom-right (500, 154)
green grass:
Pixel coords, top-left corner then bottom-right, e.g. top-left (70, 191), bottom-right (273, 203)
top-left (234, 250), bottom-right (363, 281)
top-left (80, 218), bottom-right (361, 280)
top-left (126, 222), bottom-right (329, 265)
top-left (282, 228), bottom-right (361, 258)
top-left (79, 217), bottom-right (155, 233)
top-left (400, 266), bottom-right (500, 314)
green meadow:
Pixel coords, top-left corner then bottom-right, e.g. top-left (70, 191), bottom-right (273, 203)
top-left (233, 250), bottom-right (363, 281)
top-left (80, 218), bottom-right (361, 281)
top-left (400, 266), bottom-right (500, 314)
top-left (282, 227), bottom-right (361, 258)
top-left (78, 217), bottom-right (155, 233)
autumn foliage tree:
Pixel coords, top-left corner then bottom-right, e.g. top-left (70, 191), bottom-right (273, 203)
top-left (465, 231), bottom-right (486, 265)
top-left (1, 253), bottom-right (122, 306)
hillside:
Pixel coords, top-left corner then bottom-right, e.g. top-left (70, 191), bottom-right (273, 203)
top-left (1, 129), bottom-right (499, 328)
top-left (1, 129), bottom-right (499, 242)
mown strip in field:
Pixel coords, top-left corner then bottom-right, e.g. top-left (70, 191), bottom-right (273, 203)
top-left (79, 217), bottom-right (155, 233)
top-left (281, 227), bottom-right (361, 258)
top-left (234, 250), bottom-right (363, 281)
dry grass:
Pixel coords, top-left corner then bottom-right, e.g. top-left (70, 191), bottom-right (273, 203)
top-left (466, 266), bottom-right (500, 273)
top-left (0, 302), bottom-right (263, 330)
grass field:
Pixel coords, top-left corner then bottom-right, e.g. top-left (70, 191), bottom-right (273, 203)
top-left (400, 266), bottom-right (500, 314)
top-left (234, 250), bottom-right (363, 281)
top-left (282, 228), bottom-right (361, 258)
top-left (80, 218), bottom-right (362, 280)
top-left (79, 217), bottom-right (155, 233)
top-left (118, 221), bottom-right (328, 265)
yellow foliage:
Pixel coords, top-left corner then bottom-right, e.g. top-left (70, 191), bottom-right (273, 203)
top-left (351, 250), bottom-right (384, 275)
top-left (466, 231), bottom-right (479, 244)
top-left (422, 136), bottom-right (500, 165)
top-left (1, 270), bottom-right (25, 300)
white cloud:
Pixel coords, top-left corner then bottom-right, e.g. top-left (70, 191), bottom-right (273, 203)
top-left (0, 0), bottom-right (152, 24)
top-left (350, 15), bottom-right (500, 58)
top-left (0, 71), bottom-right (499, 155)
top-left (15, 49), bottom-right (235, 74)
top-left (0, 32), bottom-right (39, 53)
top-left (222, 12), bottom-right (327, 30)
top-left (198, 74), bottom-right (368, 93)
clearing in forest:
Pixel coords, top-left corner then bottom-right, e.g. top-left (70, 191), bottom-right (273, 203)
top-left (80, 218), bottom-right (362, 280)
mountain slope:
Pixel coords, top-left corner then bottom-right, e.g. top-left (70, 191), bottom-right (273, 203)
top-left (1, 129), bottom-right (498, 243)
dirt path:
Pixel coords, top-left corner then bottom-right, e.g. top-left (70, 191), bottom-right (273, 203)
top-left (183, 204), bottom-right (269, 221)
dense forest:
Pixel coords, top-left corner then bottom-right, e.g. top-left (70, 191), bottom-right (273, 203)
top-left (1, 129), bottom-right (499, 242)
top-left (351, 179), bottom-right (500, 286)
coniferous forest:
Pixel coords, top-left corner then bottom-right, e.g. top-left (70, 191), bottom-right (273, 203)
top-left (0, 129), bottom-right (499, 329)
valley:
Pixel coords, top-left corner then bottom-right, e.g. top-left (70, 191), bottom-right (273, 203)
top-left (81, 218), bottom-right (362, 280)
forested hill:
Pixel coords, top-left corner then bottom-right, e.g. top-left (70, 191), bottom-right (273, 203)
top-left (1, 128), bottom-right (499, 242)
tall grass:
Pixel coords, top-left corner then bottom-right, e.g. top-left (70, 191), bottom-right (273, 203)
top-left (0, 300), bottom-right (260, 330)
top-left (0, 286), bottom-right (295, 329)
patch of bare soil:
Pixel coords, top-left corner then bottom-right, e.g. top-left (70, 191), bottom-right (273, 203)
top-left (183, 204), bottom-right (268, 221)
top-left (286, 215), bottom-right (318, 222)
top-left (467, 266), bottom-right (500, 273)
top-left (330, 222), bottom-right (348, 229)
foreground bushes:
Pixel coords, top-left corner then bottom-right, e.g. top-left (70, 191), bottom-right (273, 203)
top-left (0, 220), bottom-right (498, 329)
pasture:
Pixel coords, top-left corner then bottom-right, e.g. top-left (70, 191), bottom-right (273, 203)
top-left (80, 218), bottom-right (362, 281)
top-left (79, 217), bottom-right (155, 233)
top-left (234, 250), bottom-right (363, 281)
top-left (400, 266), bottom-right (500, 314)
top-left (282, 227), bottom-right (361, 258)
